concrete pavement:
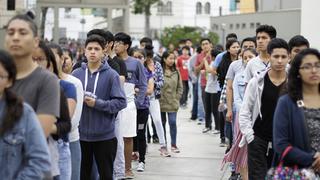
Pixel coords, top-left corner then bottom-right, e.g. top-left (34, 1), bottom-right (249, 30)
top-left (132, 106), bottom-right (231, 180)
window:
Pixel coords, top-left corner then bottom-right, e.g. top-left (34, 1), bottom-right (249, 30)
top-left (166, 1), bottom-right (172, 14)
top-left (196, 2), bottom-right (202, 14)
top-left (236, 23), bottom-right (240, 29)
top-left (204, 2), bottom-right (211, 14)
top-left (157, 1), bottom-right (164, 13)
top-left (229, 24), bottom-right (233, 29)
top-left (256, 22), bottom-right (261, 27)
top-left (250, 22), bottom-right (255, 29)
top-left (242, 23), bottom-right (246, 29)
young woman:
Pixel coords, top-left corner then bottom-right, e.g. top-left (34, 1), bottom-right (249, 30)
top-left (160, 51), bottom-right (183, 153)
top-left (33, 41), bottom-right (74, 180)
top-left (62, 48), bottom-right (74, 74)
top-left (0, 50), bottom-right (50, 179)
top-left (221, 48), bottom-right (258, 180)
top-left (131, 47), bottom-right (154, 172)
top-left (273, 48), bottom-right (320, 174)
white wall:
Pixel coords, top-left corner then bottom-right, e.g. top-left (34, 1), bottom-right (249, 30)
top-left (301, 0), bottom-right (320, 49)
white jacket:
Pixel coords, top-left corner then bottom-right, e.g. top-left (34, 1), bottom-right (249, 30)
top-left (238, 69), bottom-right (269, 147)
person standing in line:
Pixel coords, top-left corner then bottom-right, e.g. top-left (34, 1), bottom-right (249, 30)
top-left (160, 51), bottom-right (183, 153)
top-left (62, 49), bottom-right (74, 74)
top-left (0, 50), bottom-right (51, 180)
top-left (239, 38), bottom-right (289, 179)
top-left (202, 49), bottom-right (222, 134)
top-left (273, 48), bottom-right (320, 174)
top-left (221, 48), bottom-right (258, 180)
top-left (4, 13), bottom-right (60, 178)
top-left (176, 46), bottom-right (190, 107)
top-left (288, 35), bottom-right (310, 64)
top-left (114, 32), bottom-right (147, 179)
top-left (72, 34), bottom-right (127, 180)
top-left (188, 46), bottom-right (202, 120)
top-left (244, 25), bottom-right (277, 83)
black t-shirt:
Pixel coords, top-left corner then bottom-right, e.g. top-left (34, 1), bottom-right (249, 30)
top-left (113, 56), bottom-right (128, 78)
top-left (106, 56), bottom-right (120, 74)
top-left (253, 73), bottom-right (286, 141)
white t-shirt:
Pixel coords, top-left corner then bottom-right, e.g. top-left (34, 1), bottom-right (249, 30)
top-left (65, 74), bottom-right (84, 142)
top-left (226, 59), bottom-right (245, 81)
top-left (244, 56), bottom-right (269, 83)
top-left (205, 61), bottom-right (221, 93)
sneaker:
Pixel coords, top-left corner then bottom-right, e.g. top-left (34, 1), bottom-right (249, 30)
top-left (159, 146), bottom-right (171, 157)
top-left (197, 119), bottom-right (204, 125)
top-left (228, 172), bottom-right (241, 180)
top-left (202, 127), bottom-right (211, 133)
top-left (125, 170), bottom-right (134, 179)
top-left (171, 145), bottom-right (180, 153)
top-left (152, 137), bottom-right (159, 144)
top-left (220, 140), bottom-right (227, 147)
top-left (137, 162), bottom-right (145, 172)
top-left (211, 130), bottom-right (220, 134)
top-left (132, 152), bottom-right (139, 161)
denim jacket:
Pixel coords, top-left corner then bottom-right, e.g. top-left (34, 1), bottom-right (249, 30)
top-left (233, 70), bottom-right (246, 112)
top-left (0, 101), bottom-right (51, 180)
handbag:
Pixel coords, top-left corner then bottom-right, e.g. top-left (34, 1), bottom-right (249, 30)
top-left (266, 146), bottom-right (319, 180)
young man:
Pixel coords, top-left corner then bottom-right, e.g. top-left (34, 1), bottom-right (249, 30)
top-left (288, 35), bottom-right (310, 63)
top-left (5, 14), bottom-right (58, 177)
top-left (239, 38), bottom-right (289, 179)
top-left (114, 32), bottom-right (147, 179)
top-left (72, 34), bottom-right (127, 180)
top-left (244, 25), bottom-right (277, 83)
top-left (177, 46), bottom-right (190, 107)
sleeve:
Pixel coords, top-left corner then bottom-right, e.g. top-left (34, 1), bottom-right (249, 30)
top-left (135, 62), bottom-right (148, 106)
top-left (94, 75), bottom-right (127, 114)
top-left (213, 53), bottom-right (223, 68)
top-left (52, 90), bottom-right (71, 140)
top-left (16, 105), bottom-right (51, 180)
top-left (244, 62), bottom-right (253, 83)
top-left (64, 83), bottom-right (77, 101)
top-left (176, 72), bottom-right (183, 100)
top-left (154, 61), bottom-right (164, 89)
top-left (225, 63), bottom-right (235, 80)
top-left (117, 58), bottom-right (128, 78)
top-left (108, 59), bottom-right (121, 74)
top-left (273, 97), bottom-right (315, 167)
top-left (36, 74), bottom-right (60, 117)
top-left (233, 75), bottom-right (242, 112)
top-left (195, 55), bottom-right (201, 67)
top-left (238, 79), bottom-right (256, 137)
top-left (176, 57), bottom-right (182, 69)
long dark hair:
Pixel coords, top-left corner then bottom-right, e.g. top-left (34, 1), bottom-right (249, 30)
top-left (0, 50), bottom-right (23, 135)
top-left (38, 41), bottom-right (59, 78)
top-left (288, 48), bottom-right (320, 102)
top-left (161, 51), bottom-right (177, 72)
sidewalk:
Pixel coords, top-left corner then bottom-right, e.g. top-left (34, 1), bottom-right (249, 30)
top-left (133, 106), bottom-right (230, 180)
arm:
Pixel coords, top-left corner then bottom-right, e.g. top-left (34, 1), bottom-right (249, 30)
top-left (195, 58), bottom-right (204, 74)
top-left (146, 78), bottom-right (154, 96)
top-left (135, 62), bottom-right (148, 106)
top-left (51, 91), bottom-right (71, 138)
top-left (154, 62), bottom-right (164, 89)
top-left (232, 76), bottom-right (242, 112)
top-left (238, 79), bottom-right (256, 144)
top-left (226, 79), bottom-right (234, 122)
top-left (273, 97), bottom-right (315, 167)
top-left (94, 75), bottom-right (127, 114)
top-left (176, 73), bottom-right (183, 100)
top-left (67, 99), bottom-right (77, 118)
top-left (16, 106), bottom-right (51, 179)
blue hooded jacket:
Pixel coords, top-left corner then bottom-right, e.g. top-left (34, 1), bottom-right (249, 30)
top-left (72, 62), bottom-right (127, 141)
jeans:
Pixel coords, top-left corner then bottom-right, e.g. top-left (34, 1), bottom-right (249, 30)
top-left (133, 109), bottom-right (149, 163)
top-left (197, 80), bottom-right (205, 120)
top-left (161, 112), bottom-right (178, 146)
top-left (180, 80), bottom-right (189, 105)
top-left (149, 98), bottom-right (166, 146)
top-left (191, 82), bottom-right (198, 119)
top-left (204, 92), bottom-right (220, 130)
top-left (80, 138), bottom-right (117, 180)
top-left (247, 136), bottom-right (274, 180)
top-left (57, 140), bottom-right (71, 180)
top-left (70, 140), bottom-right (81, 180)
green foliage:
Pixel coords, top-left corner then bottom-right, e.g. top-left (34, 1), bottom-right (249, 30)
top-left (132, 0), bottom-right (159, 15)
top-left (160, 26), bottom-right (219, 48)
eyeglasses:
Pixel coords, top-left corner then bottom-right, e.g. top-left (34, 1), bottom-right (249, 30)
top-left (299, 63), bottom-right (320, 71)
top-left (32, 56), bottom-right (47, 62)
top-left (114, 41), bottom-right (125, 45)
top-left (0, 74), bottom-right (8, 80)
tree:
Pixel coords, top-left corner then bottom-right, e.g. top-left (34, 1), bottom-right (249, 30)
top-left (132, 0), bottom-right (159, 37)
top-left (160, 26), bottom-right (219, 48)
